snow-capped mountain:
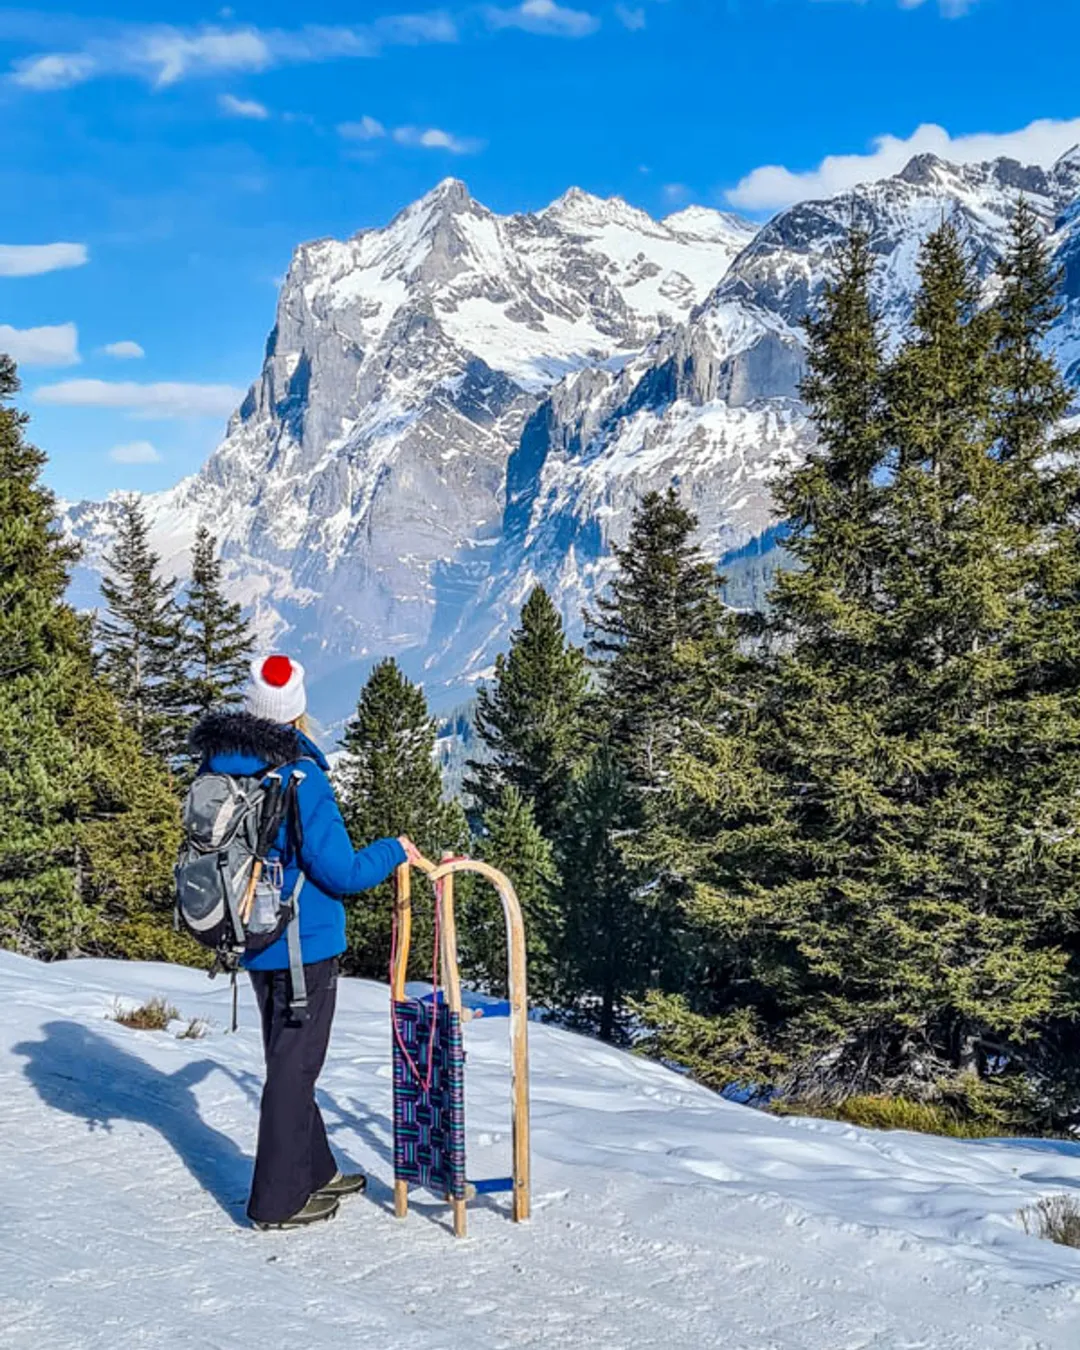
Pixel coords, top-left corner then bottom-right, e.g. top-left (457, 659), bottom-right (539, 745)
top-left (65, 152), bottom-right (1080, 720)
top-left (66, 179), bottom-right (753, 717)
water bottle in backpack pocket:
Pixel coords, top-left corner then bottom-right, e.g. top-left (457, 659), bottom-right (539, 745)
top-left (248, 859), bottom-right (286, 939)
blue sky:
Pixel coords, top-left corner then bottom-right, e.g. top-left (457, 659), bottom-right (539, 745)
top-left (4, 0), bottom-right (1079, 502)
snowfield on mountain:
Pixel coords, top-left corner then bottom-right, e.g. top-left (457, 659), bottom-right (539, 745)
top-left (2, 951), bottom-right (1080, 1349)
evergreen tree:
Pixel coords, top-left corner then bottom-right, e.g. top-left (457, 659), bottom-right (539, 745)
top-left (810, 219), bottom-right (1076, 1107)
top-left (557, 746), bottom-right (648, 1041)
top-left (647, 222), bottom-right (1080, 1124)
top-left (993, 196), bottom-right (1080, 698)
top-left (466, 586), bottom-right (589, 840)
top-left (65, 667), bottom-right (190, 963)
top-left (177, 525), bottom-right (254, 732)
top-left (459, 785), bottom-right (562, 1006)
top-left (633, 231), bottom-right (890, 1088)
top-left (0, 354), bottom-right (84, 955)
top-left (587, 487), bottom-right (734, 792)
top-left (97, 496), bottom-right (182, 761)
top-left (986, 200), bottom-right (1080, 1120)
top-left (338, 658), bottom-right (468, 979)
top-left (0, 357), bottom-right (186, 963)
top-left (582, 487), bottom-right (743, 1003)
top-left (771, 227), bottom-right (887, 630)
top-left (993, 198), bottom-right (1077, 471)
top-left (780, 222), bottom-right (1018, 1094)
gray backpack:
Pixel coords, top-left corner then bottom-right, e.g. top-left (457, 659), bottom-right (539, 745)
top-left (174, 763), bottom-right (310, 1026)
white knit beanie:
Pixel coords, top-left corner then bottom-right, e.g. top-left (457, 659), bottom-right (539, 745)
top-left (244, 654), bottom-right (307, 725)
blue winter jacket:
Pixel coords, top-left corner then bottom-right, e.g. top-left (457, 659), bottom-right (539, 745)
top-left (189, 711), bottom-right (406, 970)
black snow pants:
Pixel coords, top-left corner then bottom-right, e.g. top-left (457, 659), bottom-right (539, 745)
top-left (247, 956), bottom-right (339, 1224)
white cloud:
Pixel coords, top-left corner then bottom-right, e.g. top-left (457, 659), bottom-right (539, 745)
top-left (340, 117), bottom-right (480, 153)
top-left (0, 322), bottom-right (80, 367)
top-left (662, 183), bottom-right (690, 205)
top-left (486, 0), bottom-right (600, 37)
top-left (375, 12), bottom-right (459, 43)
top-left (10, 51), bottom-right (95, 89)
top-left (109, 439), bottom-right (162, 464)
top-left (219, 92), bottom-right (270, 119)
top-left (12, 27), bottom-right (275, 91)
top-left (143, 28), bottom-right (271, 86)
top-left (338, 116), bottom-right (386, 141)
top-left (8, 15), bottom-right (460, 91)
top-left (103, 340), bottom-right (145, 359)
top-left (0, 242), bottom-right (88, 276)
top-left (393, 125), bottom-right (481, 154)
top-left (727, 117), bottom-right (1080, 212)
top-left (34, 379), bottom-right (244, 418)
top-left (614, 4), bottom-right (646, 29)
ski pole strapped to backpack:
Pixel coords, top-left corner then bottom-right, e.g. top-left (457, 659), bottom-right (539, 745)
top-left (174, 761), bottom-right (310, 1027)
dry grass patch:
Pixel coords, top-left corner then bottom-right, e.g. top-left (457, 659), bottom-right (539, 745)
top-left (772, 1094), bottom-right (994, 1138)
top-left (110, 996), bottom-right (178, 1031)
top-left (1020, 1194), bottom-right (1080, 1249)
top-left (176, 1017), bottom-right (209, 1040)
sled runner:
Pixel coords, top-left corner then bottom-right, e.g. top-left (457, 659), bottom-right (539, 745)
top-left (390, 852), bottom-right (530, 1239)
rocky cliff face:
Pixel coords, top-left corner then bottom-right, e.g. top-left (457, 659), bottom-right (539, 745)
top-left (65, 153), bottom-right (1080, 720)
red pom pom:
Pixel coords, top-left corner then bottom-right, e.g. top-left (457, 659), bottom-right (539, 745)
top-left (261, 655), bottom-right (293, 688)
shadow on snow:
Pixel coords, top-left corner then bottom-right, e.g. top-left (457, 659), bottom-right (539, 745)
top-left (13, 1020), bottom-right (256, 1226)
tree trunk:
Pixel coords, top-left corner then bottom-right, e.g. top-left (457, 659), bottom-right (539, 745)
top-left (599, 981), bottom-right (615, 1042)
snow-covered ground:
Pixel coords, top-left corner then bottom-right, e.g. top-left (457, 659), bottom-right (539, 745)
top-left (2, 952), bottom-right (1079, 1349)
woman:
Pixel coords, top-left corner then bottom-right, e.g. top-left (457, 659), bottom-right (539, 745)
top-left (190, 653), bottom-right (422, 1230)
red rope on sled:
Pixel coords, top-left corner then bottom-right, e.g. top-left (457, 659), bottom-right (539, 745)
top-left (389, 874), bottom-right (443, 1092)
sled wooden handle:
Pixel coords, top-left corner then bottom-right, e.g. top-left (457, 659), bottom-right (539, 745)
top-left (391, 862), bottom-right (412, 1004)
top-left (394, 851), bottom-right (531, 1230)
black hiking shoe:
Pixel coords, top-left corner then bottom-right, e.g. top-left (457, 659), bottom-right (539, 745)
top-left (253, 1193), bottom-right (340, 1230)
top-left (316, 1170), bottom-right (367, 1199)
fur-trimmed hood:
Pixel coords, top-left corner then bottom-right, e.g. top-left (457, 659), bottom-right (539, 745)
top-left (189, 710), bottom-right (305, 769)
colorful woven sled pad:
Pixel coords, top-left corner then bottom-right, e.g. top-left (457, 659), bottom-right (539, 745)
top-left (389, 854), bottom-right (531, 1239)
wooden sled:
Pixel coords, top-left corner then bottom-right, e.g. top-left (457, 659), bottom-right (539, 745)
top-left (390, 852), bottom-right (531, 1239)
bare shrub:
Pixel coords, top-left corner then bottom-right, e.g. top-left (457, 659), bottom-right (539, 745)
top-left (1020, 1194), bottom-right (1080, 1249)
top-left (176, 1017), bottom-right (209, 1040)
top-left (110, 996), bottom-right (179, 1031)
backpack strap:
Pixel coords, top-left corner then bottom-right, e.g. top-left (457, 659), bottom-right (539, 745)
top-left (286, 873), bottom-right (308, 1024)
top-left (282, 767), bottom-right (309, 1023)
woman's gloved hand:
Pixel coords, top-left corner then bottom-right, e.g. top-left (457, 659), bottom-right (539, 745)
top-left (397, 835), bottom-right (425, 867)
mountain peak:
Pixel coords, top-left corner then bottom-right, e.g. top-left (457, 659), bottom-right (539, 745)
top-left (663, 205), bottom-right (756, 244)
top-left (425, 177), bottom-right (474, 208)
top-left (895, 153), bottom-right (955, 188)
top-left (542, 187), bottom-right (658, 233)
top-left (547, 185), bottom-right (597, 212)
top-left (385, 177), bottom-right (481, 235)
top-left (893, 151), bottom-right (1065, 205)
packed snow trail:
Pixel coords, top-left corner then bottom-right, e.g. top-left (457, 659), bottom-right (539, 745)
top-left (1, 952), bottom-right (1079, 1349)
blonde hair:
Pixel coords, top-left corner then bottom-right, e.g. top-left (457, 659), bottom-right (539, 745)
top-left (292, 713), bottom-right (314, 738)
